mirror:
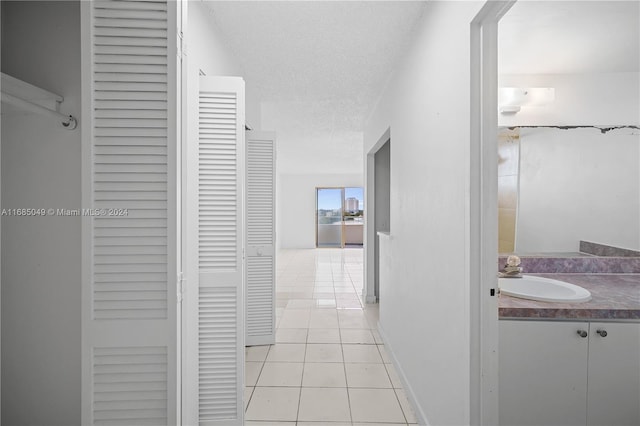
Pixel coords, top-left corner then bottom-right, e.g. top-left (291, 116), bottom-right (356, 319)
top-left (497, 1), bottom-right (640, 256)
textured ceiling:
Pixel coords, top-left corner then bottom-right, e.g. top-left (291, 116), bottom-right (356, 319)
top-left (201, 1), bottom-right (638, 175)
top-left (203, 1), bottom-right (428, 175)
top-left (499, 1), bottom-right (640, 74)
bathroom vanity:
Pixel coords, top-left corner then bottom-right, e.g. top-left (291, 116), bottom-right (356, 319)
top-left (498, 268), bottom-right (640, 426)
top-left (500, 320), bottom-right (639, 426)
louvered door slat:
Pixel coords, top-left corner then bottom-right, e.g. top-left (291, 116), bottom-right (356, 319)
top-left (82, 1), bottom-right (177, 425)
top-left (198, 287), bottom-right (238, 420)
top-left (245, 132), bottom-right (276, 346)
top-left (185, 77), bottom-right (245, 425)
top-left (94, 1), bottom-right (167, 12)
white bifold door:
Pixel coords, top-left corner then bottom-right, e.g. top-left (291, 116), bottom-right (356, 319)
top-left (81, 1), bottom-right (178, 425)
top-left (184, 76), bottom-right (246, 425)
top-left (245, 131), bottom-right (276, 346)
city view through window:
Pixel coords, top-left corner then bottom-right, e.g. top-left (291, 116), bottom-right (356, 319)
top-left (316, 187), bottom-right (364, 248)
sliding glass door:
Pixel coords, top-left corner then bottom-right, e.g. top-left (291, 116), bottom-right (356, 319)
top-left (343, 187), bottom-right (364, 247)
top-left (316, 187), bottom-right (364, 248)
top-left (316, 188), bottom-right (344, 248)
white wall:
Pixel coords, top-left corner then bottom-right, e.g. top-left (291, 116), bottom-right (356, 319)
top-left (277, 173), bottom-right (362, 248)
top-left (1, 2), bottom-right (81, 424)
top-left (188, 1), bottom-right (240, 77)
top-left (516, 127), bottom-right (639, 252)
top-left (187, 1), bottom-right (259, 128)
top-left (363, 2), bottom-right (483, 424)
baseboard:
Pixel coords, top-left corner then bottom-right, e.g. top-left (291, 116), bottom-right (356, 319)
top-left (378, 322), bottom-right (430, 426)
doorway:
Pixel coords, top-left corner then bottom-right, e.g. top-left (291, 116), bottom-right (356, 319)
top-left (373, 139), bottom-right (390, 301)
top-left (315, 187), bottom-right (364, 248)
top-left (470, 1), bottom-right (517, 423)
top-left (364, 129), bottom-right (391, 304)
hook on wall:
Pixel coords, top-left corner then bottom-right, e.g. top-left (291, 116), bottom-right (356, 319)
top-left (62, 115), bottom-right (78, 130)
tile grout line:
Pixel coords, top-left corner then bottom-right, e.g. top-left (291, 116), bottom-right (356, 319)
top-left (294, 334), bottom-right (309, 423)
top-left (335, 265), bottom-right (356, 423)
top-left (245, 348), bottom-right (268, 417)
top-left (338, 326), bottom-right (354, 424)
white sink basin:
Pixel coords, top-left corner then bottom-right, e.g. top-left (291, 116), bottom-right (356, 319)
top-left (499, 275), bottom-right (592, 303)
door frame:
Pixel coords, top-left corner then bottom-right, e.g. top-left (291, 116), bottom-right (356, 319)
top-left (469, 1), bottom-right (517, 424)
top-left (364, 127), bottom-right (390, 304)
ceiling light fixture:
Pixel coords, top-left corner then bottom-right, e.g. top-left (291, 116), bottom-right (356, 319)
top-left (498, 87), bottom-right (555, 114)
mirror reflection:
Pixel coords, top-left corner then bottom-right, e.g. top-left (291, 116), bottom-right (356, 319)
top-left (497, 1), bottom-right (640, 256)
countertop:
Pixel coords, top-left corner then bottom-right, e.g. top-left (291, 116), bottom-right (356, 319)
top-left (498, 273), bottom-right (640, 321)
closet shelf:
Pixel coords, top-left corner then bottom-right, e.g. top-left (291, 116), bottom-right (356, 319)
top-left (1, 72), bottom-right (77, 130)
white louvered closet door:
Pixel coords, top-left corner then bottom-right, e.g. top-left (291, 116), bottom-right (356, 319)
top-left (81, 1), bottom-right (178, 425)
top-left (184, 76), bottom-right (245, 425)
top-left (245, 131), bottom-right (276, 346)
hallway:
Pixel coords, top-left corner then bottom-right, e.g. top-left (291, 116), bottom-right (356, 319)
top-left (245, 249), bottom-right (418, 425)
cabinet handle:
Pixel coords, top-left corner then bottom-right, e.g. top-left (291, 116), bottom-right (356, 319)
top-left (596, 329), bottom-right (608, 337)
top-left (577, 329), bottom-right (588, 338)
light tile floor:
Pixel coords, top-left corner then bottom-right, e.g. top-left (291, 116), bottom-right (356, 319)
top-left (245, 248), bottom-right (418, 426)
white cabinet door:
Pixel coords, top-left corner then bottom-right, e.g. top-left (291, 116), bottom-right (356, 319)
top-left (81, 1), bottom-right (178, 424)
top-left (184, 76), bottom-right (245, 425)
top-left (499, 320), bottom-right (589, 426)
top-left (245, 131), bottom-right (276, 346)
top-left (587, 322), bottom-right (640, 426)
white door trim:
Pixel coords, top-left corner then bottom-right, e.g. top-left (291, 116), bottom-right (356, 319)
top-left (469, 1), bottom-right (517, 424)
top-left (364, 127), bottom-right (390, 304)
